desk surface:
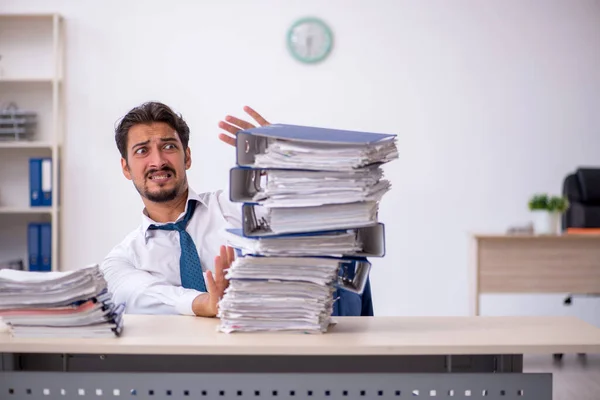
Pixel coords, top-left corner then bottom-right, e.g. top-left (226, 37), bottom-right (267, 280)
top-left (1, 315), bottom-right (600, 356)
top-left (474, 233), bottom-right (600, 240)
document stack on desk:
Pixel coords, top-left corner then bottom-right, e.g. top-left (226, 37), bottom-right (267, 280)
top-left (0, 264), bottom-right (124, 338)
top-left (218, 123), bottom-right (397, 333)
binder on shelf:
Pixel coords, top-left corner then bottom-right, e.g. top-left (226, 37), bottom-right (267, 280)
top-left (26, 222), bottom-right (51, 272)
top-left (40, 222), bottom-right (52, 272)
top-left (29, 157), bottom-right (52, 207)
top-left (225, 223), bottom-right (386, 258)
top-left (29, 158), bottom-right (42, 206)
top-left (41, 158), bottom-right (52, 206)
top-left (235, 123), bottom-right (398, 171)
top-left (27, 223), bottom-right (40, 271)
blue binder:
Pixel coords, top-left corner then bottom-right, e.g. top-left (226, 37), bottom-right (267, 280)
top-left (27, 223), bottom-right (40, 271)
top-left (231, 255), bottom-right (372, 295)
top-left (29, 159), bottom-right (42, 206)
top-left (235, 123), bottom-right (398, 168)
top-left (40, 158), bottom-right (52, 206)
top-left (225, 223), bottom-right (386, 257)
top-left (29, 158), bottom-right (52, 207)
top-left (40, 222), bottom-right (52, 272)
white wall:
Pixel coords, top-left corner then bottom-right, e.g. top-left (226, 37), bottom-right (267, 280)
top-left (2, 0), bottom-right (600, 323)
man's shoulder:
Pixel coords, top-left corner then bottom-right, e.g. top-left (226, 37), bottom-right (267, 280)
top-left (194, 188), bottom-right (227, 205)
top-left (104, 225), bottom-right (144, 260)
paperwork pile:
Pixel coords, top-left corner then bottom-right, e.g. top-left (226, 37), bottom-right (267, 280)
top-left (218, 124), bottom-right (397, 333)
top-left (0, 264), bottom-right (123, 338)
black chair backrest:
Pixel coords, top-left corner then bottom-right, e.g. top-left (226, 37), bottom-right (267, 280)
top-left (562, 168), bottom-right (600, 230)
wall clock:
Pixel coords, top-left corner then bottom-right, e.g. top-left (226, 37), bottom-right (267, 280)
top-left (287, 17), bottom-right (333, 64)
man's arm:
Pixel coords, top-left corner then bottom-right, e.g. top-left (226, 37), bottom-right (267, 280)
top-left (100, 245), bottom-right (234, 317)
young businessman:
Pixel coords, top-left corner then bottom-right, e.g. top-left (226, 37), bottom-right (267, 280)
top-left (100, 101), bottom-right (373, 317)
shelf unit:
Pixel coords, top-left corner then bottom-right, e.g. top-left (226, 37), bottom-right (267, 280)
top-left (0, 13), bottom-right (64, 272)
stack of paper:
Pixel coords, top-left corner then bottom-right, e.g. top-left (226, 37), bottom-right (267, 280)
top-left (0, 264), bottom-right (123, 338)
top-left (224, 229), bottom-right (363, 257)
top-left (218, 124), bottom-right (398, 333)
top-left (250, 127), bottom-right (398, 171)
top-left (254, 201), bottom-right (379, 235)
top-left (248, 166), bottom-right (390, 207)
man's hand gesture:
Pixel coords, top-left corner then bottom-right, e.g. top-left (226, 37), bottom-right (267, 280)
top-left (218, 106), bottom-right (270, 147)
top-left (192, 245), bottom-right (235, 317)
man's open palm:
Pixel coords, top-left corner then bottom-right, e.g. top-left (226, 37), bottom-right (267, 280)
top-left (218, 106), bottom-right (270, 147)
top-left (205, 245), bottom-right (235, 316)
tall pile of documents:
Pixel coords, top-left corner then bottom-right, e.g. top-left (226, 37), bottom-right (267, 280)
top-left (218, 123), bottom-right (398, 333)
top-left (0, 264), bottom-right (124, 338)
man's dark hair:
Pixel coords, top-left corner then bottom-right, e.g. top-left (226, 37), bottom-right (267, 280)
top-left (115, 101), bottom-right (190, 160)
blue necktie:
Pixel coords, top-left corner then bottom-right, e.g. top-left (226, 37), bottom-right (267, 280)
top-left (148, 200), bottom-right (207, 292)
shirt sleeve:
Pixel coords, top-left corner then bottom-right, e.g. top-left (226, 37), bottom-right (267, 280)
top-left (216, 189), bottom-right (243, 229)
top-left (216, 188), bottom-right (270, 231)
top-left (100, 247), bottom-right (203, 316)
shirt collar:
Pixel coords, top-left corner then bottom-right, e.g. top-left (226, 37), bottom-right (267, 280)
top-left (141, 187), bottom-right (207, 241)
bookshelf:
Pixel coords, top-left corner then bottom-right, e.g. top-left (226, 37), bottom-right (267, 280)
top-left (0, 13), bottom-right (64, 272)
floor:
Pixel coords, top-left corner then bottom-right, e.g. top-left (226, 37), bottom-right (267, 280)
top-left (524, 353), bottom-right (600, 400)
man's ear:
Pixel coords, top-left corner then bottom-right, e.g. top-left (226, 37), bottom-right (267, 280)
top-left (185, 147), bottom-right (192, 170)
top-left (121, 157), bottom-right (132, 180)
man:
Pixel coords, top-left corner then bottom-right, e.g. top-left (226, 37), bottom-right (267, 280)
top-left (100, 101), bottom-right (373, 317)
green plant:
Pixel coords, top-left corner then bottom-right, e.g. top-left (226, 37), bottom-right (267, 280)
top-left (528, 193), bottom-right (569, 213)
top-left (528, 194), bottom-right (549, 211)
top-left (548, 196), bottom-right (569, 213)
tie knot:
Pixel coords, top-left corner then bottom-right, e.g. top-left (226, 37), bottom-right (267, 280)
top-left (148, 200), bottom-right (197, 232)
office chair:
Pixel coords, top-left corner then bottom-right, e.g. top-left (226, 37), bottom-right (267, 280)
top-left (562, 167), bottom-right (600, 230)
top-left (554, 167), bottom-right (600, 362)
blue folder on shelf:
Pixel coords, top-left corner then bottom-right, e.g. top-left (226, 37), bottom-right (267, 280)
top-left (235, 123), bottom-right (398, 170)
top-left (29, 158), bottom-right (52, 207)
top-left (27, 223), bottom-right (40, 271)
top-left (27, 222), bottom-right (51, 272)
top-left (40, 223), bottom-right (52, 271)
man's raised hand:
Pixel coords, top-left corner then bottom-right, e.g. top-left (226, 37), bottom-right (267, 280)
top-left (218, 106), bottom-right (270, 147)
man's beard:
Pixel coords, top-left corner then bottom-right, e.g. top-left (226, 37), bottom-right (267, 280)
top-left (141, 185), bottom-right (180, 203)
top-left (135, 167), bottom-right (182, 203)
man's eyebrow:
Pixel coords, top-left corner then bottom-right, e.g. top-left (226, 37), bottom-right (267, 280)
top-left (131, 137), bottom-right (178, 150)
top-left (131, 140), bottom-right (149, 150)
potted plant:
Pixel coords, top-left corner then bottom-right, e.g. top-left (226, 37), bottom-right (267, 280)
top-left (528, 193), bottom-right (569, 235)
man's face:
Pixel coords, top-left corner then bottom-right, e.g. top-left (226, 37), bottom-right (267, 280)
top-left (121, 122), bottom-right (191, 203)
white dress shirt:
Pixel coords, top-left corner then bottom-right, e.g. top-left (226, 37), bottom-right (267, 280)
top-left (100, 187), bottom-right (242, 315)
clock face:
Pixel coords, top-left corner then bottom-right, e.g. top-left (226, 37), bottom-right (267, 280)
top-left (287, 17), bottom-right (333, 64)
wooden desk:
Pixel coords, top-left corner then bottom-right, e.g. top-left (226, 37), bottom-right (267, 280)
top-left (1, 315), bottom-right (600, 399)
top-left (471, 234), bottom-right (600, 316)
